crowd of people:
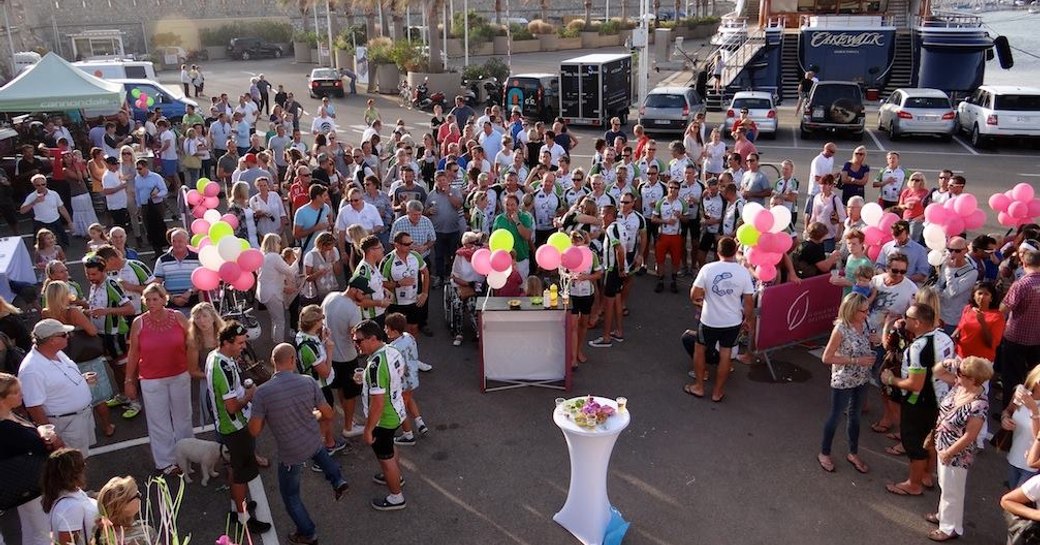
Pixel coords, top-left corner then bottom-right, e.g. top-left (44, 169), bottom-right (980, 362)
top-left (1, 70), bottom-right (1039, 544)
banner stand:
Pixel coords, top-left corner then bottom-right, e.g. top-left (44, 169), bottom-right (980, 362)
top-left (753, 274), bottom-right (844, 382)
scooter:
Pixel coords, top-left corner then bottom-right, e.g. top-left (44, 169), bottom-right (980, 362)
top-left (482, 77), bottom-right (502, 107)
top-left (460, 78), bottom-right (480, 107)
top-left (411, 77), bottom-right (446, 111)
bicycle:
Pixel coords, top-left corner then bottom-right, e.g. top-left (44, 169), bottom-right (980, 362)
top-left (214, 283), bottom-right (269, 384)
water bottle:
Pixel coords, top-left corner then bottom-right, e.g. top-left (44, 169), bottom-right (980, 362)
top-left (542, 288), bottom-right (551, 309)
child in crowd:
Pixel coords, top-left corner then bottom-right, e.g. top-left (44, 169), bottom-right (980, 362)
top-left (524, 276), bottom-right (544, 297)
top-left (385, 312), bottom-right (428, 446)
top-left (364, 99), bottom-right (380, 126)
top-left (851, 264), bottom-right (876, 301)
top-left (33, 228), bottom-right (65, 283)
top-left (470, 191), bottom-right (490, 235)
top-left (87, 222), bottom-right (109, 252)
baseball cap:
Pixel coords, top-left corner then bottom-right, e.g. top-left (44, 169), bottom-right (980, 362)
top-left (32, 319), bottom-right (74, 340)
top-left (244, 153), bottom-right (258, 163)
top-left (104, 156), bottom-right (119, 165)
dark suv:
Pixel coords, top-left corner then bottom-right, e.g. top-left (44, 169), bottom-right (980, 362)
top-left (227, 38), bottom-right (283, 61)
top-left (799, 81), bottom-right (865, 140)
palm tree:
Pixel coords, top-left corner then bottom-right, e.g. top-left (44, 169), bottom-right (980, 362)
top-left (427, 0), bottom-right (445, 72)
top-left (278, 0), bottom-right (317, 32)
top-left (494, 0), bottom-right (503, 25)
top-left (673, 0), bottom-right (680, 21)
top-left (584, 0), bottom-right (593, 26)
top-left (620, 0), bottom-right (628, 23)
top-left (347, 0), bottom-right (382, 41)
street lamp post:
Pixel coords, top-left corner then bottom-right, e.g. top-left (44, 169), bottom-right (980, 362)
top-left (464, 0), bottom-right (469, 67)
top-left (637, 0), bottom-right (650, 107)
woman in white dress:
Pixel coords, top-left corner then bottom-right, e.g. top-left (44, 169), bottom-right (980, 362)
top-left (256, 234), bottom-right (299, 343)
top-left (703, 128), bottom-right (726, 179)
top-left (42, 448), bottom-right (97, 545)
top-left (248, 177), bottom-right (286, 239)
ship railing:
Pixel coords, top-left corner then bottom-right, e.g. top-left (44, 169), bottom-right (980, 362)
top-left (718, 15), bottom-right (749, 30)
top-left (915, 12), bottom-right (985, 27)
top-left (799, 14), bottom-right (896, 28)
top-left (715, 25), bottom-right (768, 90)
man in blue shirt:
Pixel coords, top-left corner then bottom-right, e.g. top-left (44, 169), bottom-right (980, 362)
top-left (134, 159), bottom-right (169, 256)
top-left (875, 220), bottom-right (931, 284)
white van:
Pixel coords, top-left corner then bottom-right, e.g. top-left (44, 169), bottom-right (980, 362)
top-left (72, 59), bottom-right (156, 81)
top-left (13, 52), bottom-right (41, 74)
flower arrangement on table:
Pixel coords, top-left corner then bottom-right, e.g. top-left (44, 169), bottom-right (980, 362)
top-left (561, 396), bottom-right (616, 429)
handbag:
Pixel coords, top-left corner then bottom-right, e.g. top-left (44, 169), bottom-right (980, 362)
top-left (65, 329), bottom-right (105, 363)
top-left (0, 450), bottom-right (45, 510)
top-left (991, 426), bottom-right (1014, 452)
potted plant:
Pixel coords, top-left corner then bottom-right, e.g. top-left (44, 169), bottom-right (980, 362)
top-left (367, 37), bottom-right (398, 94)
top-left (688, 15), bottom-right (721, 39)
top-left (493, 24), bottom-right (509, 55)
top-left (507, 22), bottom-right (538, 53)
top-left (333, 33), bottom-right (354, 71)
top-left (557, 24), bottom-right (583, 50)
top-left (529, 19), bottom-right (557, 50)
top-left (615, 18), bottom-right (637, 43)
top-left (580, 20), bottom-right (601, 48)
top-left (293, 30), bottom-right (317, 63)
top-left (199, 28), bottom-right (227, 60)
top-left (598, 19), bottom-right (622, 47)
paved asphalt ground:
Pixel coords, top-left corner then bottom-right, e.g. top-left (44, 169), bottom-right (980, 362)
top-left (2, 47), bottom-right (1039, 545)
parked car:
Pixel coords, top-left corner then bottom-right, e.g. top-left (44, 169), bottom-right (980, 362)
top-left (877, 88), bottom-right (955, 141)
top-left (82, 79), bottom-right (198, 123)
top-left (726, 91), bottom-right (778, 139)
top-left (637, 86), bottom-right (705, 134)
top-left (956, 85), bottom-right (1040, 148)
top-left (799, 81), bottom-right (865, 140)
top-left (73, 59), bottom-right (156, 80)
top-left (227, 37), bottom-right (283, 61)
top-left (308, 68), bottom-right (345, 98)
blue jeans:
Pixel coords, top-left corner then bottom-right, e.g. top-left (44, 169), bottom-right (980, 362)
top-left (1009, 464), bottom-right (1038, 489)
top-left (821, 383), bottom-right (867, 455)
top-left (277, 447), bottom-right (347, 538)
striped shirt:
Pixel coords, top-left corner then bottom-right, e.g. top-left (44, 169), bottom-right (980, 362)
top-left (390, 216), bottom-right (437, 258)
top-left (361, 344), bottom-right (407, 429)
top-left (295, 331), bottom-right (334, 388)
top-left (87, 278), bottom-right (131, 335)
top-left (154, 250), bottom-right (200, 295)
top-left (250, 372), bottom-right (324, 464)
top-left (602, 222), bottom-right (627, 272)
top-left (205, 350), bottom-right (248, 435)
top-left (349, 261), bottom-right (387, 319)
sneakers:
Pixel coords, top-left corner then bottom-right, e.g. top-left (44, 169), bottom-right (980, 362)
top-left (371, 496), bottom-right (407, 511)
top-left (245, 517), bottom-right (272, 534)
top-left (393, 434), bottom-right (416, 446)
top-left (588, 338), bottom-right (612, 348)
top-left (609, 332), bottom-right (625, 343)
top-left (417, 361), bottom-right (433, 372)
top-left (105, 394), bottom-right (130, 408)
top-left (452, 335), bottom-right (463, 347)
top-left (326, 439), bottom-right (347, 455)
top-left (310, 463), bottom-right (326, 473)
top-left (417, 423), bottom-right (429, 435)
top-left (341, 423), bottom-right (365, 438)
top-left (333, 481), bottom-right (349, 501)
top-left (122, 401), bottom-right (142, 419)
top-left (373, 473), bottom-right (405, 486)
top-left (160, 464), bottom-right (182, 477)
top-left (287, 533), bottom-right (317, 545)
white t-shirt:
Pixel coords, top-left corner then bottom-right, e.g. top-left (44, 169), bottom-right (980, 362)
top-left (867, 274), bottom-right (918, 332)
top-left (49, 489), bottom-right (98, 541)
top-left (159, 130), bottom-right (178, 161)
top-left (878, 167), bottom-right (906, 203)
top-left (21, 189), bottom-right (63, 223)
top-left (310, 115), bottom-right (337, 135)
top-left (808, 153), bottom-right (834, 198)
top-left (693, 260), bottom-right (755, 328)
top-left (235, 102), bottom-right (259, 126)
top-left (18, 348), bottom-right (93, 415)
top-left (336, 201), bottom-right (383, 233)
top-left (102, 169), bottom-right (127, 209)
top-left (1023, 474), bottom-right (1040, 501)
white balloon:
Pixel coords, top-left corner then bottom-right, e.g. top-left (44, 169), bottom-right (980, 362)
top-left (927, 249), bottom-right (945, 267)
top-left (217, 236), bottom-right (244, 262)
top-left (487, 269), bottom-right (509, 289)
top-left (768, 206), bottom-right (792, 233)
top-left (203, 209), bottom-right (221, 223)
top-left (861, 202), bottom-right (884, 227)
top-left (923, 224), bottom-right (947, 250)
top-left (199, 245), bottom-right (223, 271)
top-left (741, 202), bottom-right (765, 226)
top-left (925, 236), bottom-right (946, 252)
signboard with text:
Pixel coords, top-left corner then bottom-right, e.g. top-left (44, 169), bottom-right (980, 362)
top-left (800, 29), bottom-right (895, 86)
top-left (756, 274), bottom-right (843, 352)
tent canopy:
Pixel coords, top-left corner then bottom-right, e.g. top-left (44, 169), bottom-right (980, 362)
top-left (0, 52), bottom-right (126, 112)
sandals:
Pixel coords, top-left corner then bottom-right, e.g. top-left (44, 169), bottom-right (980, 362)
top-left (846, 455), bottom-right (869, 474)
top-left (103, 424), bottom-right (116, 437)
top-left (924, 512), bottom-right (940, 525)
top-left (870, 421), bottom-right (891, 433)
top-left (885, 432), bottom-right (901, 442)
top-left (885, 444), bottom-right (906, 456)
top-left (683, 384), bottom-right (704, 398)
top-left (927, 529), bottom-right (959, 542)
top-left (885, 482), bottom-right (923, 496)
top-left (818, 454), bottom-right (835, 473)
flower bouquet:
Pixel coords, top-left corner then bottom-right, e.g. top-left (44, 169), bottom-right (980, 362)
top-left (561, 395), bottom-right (616, 429)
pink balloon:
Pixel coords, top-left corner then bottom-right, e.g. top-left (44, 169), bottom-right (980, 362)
top-left (965, 209), bottom-right (986, 231)
top-left (191, 219), bottom-right (210, 235)
top-left (943, 198), bottom-right (958, 211)
top-left (879, 212), bottom-right (900, 231)
top-left (999, 211), bottom-right (1017, 227)
top-left (944, 216), bottom-right (965, 237)
top-left (192, 205), bottom-right (206, 219)
top-left (231, 271), bottom-right (255, 291)
top-left (203, 196), bottom-right (219, 209)
top-left (753, 210), bottom-right (774, 233)
top-left (198, 236), bottom-right (212, 249)
top-left (924, 203), bottom-right (948, 225)
top-left (756, 264), bottom-right (777, 283)
top-left (1010, 201), bottom-right (1030, 219)
top-left (1013, 182), bottom-right (1035, 202)
top-left (863, 226), bottom-right (883, 246)
top-left (186, 189), bottom-right (203, 206)
top-left (489, 249), bottom-right (512, 273)
top-left (776, 234), bottom-right (794, 254)
top-left (578, 246), bottom-right (594, 273)
top-left (561, 246), bottom-right (583, 270)
top-left (760, 251), bottom-right (783, 265)
top-left (535, 245), bottom-right (562, 271)
top-left (237, 248), bottom-right (264, 272)
top-left (754, 233), bottom-right (775, 254)
top-left (472, 248), bottom-right (493, 275)
top-left (219, 262), bottom-right (242, 283)
top-left (191, 267), bottom-right (221, 291)
top-left (989, 193), bottom-right (1012, 213)
top-left (867, 245), bottom-right (882, 262)
top-left (1028, 199), bottom-right (1040, 218)
top-left (221, 214), bottom-right (239, 230)
top-left (953, 193), bottom-right (977, 217)
top-left (746, 247), bottom-right (764, 267)
top-left (203, 181), bottom-right (221, 198)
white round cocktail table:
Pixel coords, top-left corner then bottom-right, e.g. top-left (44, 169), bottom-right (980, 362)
top-left (552, 396), bottom-right (630, 545)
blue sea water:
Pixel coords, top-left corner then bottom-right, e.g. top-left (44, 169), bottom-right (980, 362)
top-left (979, 11), bottom-right (1040, 84)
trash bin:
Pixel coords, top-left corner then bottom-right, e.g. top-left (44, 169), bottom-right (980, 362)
top-left (866, 88), bottom-right (880, 101)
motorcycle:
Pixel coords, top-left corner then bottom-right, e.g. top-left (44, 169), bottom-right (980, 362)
top-left (460, 77), bottom-right (480, 107)
top-left (482, 77), bottom-right (502, 107)
top-left (411, 77), bottom-right (446, 111)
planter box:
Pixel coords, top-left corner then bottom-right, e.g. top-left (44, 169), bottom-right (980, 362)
top-left (407, 71), bottom-right (461, 99)
top-left (512, 39), bottom-right (540, 53)
top-left (205, 46), bottom-right (227, 60)
top-left (334, 49), bottom-right (352, 70)
top-left (310, 48), bottom-right (320, 64)
top-left (619, 29), bottom-right (633, 43)
top-left (537, 34), bottom-right (557, 50)
top-left (689, 23), bottom-right (720, 39)
top-left (446, 38), bottom-right (462, 57)
top-left (494, 36), bottom-right (509, 55)
top-left (580, 31), bottom-right (600, 48)
top-left (599, 34), bottom-right (622, 46)
top-left (293, 41), bottom-right (311, 63)
top-left (472, 42), bottom-right (493, 56)
top-left (374, 63), bottom-right (401, 94)
top-left (557, 37), bottom-right (582, 50)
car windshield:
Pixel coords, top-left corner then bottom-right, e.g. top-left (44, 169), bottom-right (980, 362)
top-left (904, 97), bottom-right (950, 109)
top-left (993, 94), bottom-right (1040, 111)
top-left (733, 98), bottom-right (772, 110)
top-left (312, 69), bottom-right (340, 79)
top-left (645, 94), bottom-right (686, 109)
top-left (811, 85), bottom-right (862, 105)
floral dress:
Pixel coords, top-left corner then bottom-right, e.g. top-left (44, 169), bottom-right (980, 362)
top-left (934, 376), bottom-right (989, 469)
top-left (830, 322), bottom-right (873, 389)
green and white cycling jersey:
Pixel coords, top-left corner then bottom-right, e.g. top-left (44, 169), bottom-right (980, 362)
top-left (87, 278), bottom-right (130, 335)
top-left (110, 259), bottom-right (154, 314)
top-left (639, 180), bottom-right (666, 217)
top-left (349, 260), bottom-right (387, 319)
top-left (654, 197), bottom-right (688, 236)
top-left (361, 344), bottom-right (407, 429)
top-left (566, 252), bottom-right (602, 297)
top-left (678, 180), bottom-right (704, 219)
top-left (601, 222), bottom-right (627, 273)
top-left (380, 250), bottom-right (426, 305)
top-left (563, 185), bottom-right (590, 208)
top-left (533, 190), bottom-right (562, 230)
top-left (668, 156), bottom-right (692, 182)
top-left (607, 181), bottom-right (636, 203)
top-left (590, 192), bottom-right (617, 211)
top-left (205, 350), bottom-right (248, 435)
top-left (774, 176), bottom-right (800, 213)
top-left (295, 331), bottom-right (335, 388)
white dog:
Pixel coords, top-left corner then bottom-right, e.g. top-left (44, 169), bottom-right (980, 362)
top-left (174, 438), bottom-right (223, 486)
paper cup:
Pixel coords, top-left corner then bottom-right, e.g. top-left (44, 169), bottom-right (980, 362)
top-left (83, 372), bottom-right (97, 385)
top-left (37, 424), bottom-right (56, 440)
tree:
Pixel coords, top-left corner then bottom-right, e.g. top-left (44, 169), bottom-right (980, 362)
top-left (278, 0), bottom-right (316, 32)
top-left (427, 0), bottom-right (445, 72)
top-left (673, 0), bottom-right (680, 21)
top-left (494, 0), bottom-right (503, 25)
top-left (620, 0), bottom-right (627, 23)
top-left (584, 0), bottom-right (593, 26)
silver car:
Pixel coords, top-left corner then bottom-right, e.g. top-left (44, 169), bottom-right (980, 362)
top-left (877, 88), bottom-right (956, 141)
top-left (638, 87), bottom-right (705, 133)
top-left (727, 91), bottom-right (778, 139)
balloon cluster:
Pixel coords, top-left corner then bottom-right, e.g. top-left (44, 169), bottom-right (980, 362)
top-left (923, 193), bottom-right (986, 240)
top-left (130, 88), bottom-right (154, 109)
top-left (534, 232), bottom-right (594, 273)
top-left (858, 203), bottom-right (901, 262)
top-left (470, 229), bottom-right (517, 290)
top-left (734, 203), bottom-right (794, 282)
top-left (185, 178), bottom-right (262, 292)
top-left (990, 183), bottom-right (1040, 227)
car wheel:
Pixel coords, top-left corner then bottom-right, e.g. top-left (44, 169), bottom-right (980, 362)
top-left (799, 125), bottom-right (811, 139)
top-left (888, 121), bottom-right (900, 141)
top-left (877, 114), bottom-right (884, 131)
top-left (970, 124), bottom-right (986, 149)
top-left (241, 51), bottom-right (251, 61)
